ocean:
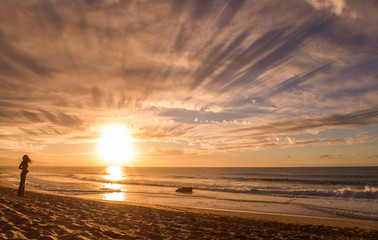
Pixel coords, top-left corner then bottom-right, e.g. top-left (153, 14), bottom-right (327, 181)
top-left (1, 166), bottom-right (377, 221)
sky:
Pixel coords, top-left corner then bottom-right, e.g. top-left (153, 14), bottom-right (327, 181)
top-left (0, 0), bottom-right (377, 167)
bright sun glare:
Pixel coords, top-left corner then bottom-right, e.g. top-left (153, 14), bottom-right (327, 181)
top-left (98, 124), bottom-right (134, 165)
top-left (105, 166), bottom-right (124, 181)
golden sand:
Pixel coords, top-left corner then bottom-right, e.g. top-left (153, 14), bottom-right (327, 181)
top-left (0, 185), bottom-right (377, 239)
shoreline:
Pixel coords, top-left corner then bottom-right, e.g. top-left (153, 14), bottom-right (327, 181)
top-left (87, 194), bottom-right (378, 230)
top-left (163, 205), bottom-right (378, 230)
top-left (2, 181), bottom-right (378, 230)
top-left (1, 184), bottom-right (377, 239)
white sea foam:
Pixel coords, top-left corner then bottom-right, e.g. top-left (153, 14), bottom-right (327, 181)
top-left (1, 166), bottom-right (377, 220)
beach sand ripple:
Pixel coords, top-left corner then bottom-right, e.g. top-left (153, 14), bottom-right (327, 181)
top-left (0, 186), bottom-right (377, 239)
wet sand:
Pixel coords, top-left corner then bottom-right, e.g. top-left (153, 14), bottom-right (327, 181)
top-left (0, 185), bottom-right (377, 239)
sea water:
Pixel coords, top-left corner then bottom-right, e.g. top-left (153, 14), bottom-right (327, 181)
top-left (0, 166), bottom-right (377, 220)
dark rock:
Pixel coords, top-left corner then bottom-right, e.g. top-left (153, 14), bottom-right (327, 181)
top-left (175, 187), bottom-right (193, 193)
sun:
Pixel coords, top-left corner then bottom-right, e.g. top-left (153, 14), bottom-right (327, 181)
top-left (98, 124), bottom-right (134, 166)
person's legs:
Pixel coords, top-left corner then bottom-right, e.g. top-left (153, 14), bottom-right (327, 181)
top-left (18, 171), bottom-right (27, 197)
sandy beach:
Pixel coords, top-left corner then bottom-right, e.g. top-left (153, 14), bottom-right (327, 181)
top-left (0, 185), bottom-right (377, 239)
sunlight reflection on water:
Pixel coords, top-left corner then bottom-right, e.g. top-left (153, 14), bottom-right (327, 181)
top-left (103, 183), bottom-right (122, 190)
top-left (103, 166), bottom-right (127, 201)
top-left (105, 166), bottom-right (124, 181)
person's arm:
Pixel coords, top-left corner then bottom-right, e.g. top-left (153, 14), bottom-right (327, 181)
top-left (19, 161), bottom-right (25, 170)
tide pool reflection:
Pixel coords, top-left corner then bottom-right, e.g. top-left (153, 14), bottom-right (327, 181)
top-left (103, 166), bottom-right (127, 201)
top-left (103, 191), bottom-right (126, 201)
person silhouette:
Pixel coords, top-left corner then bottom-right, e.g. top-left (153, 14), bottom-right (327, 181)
top-left (18, 155), bottom-right (32, 197)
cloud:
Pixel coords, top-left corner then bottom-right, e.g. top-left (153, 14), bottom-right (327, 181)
top-left (145, 148), bottom-right (187, 157)
top-left (0, 31), bottom-right (54, 77)
top-left (22, 111), bottom-right (42, 123)
top-left (208, 19), bottom-right (333, 92)
top-left (318, 154), bottom-right (344, 159)
top-left (133, 125), bottom-right (194, 140)
top-left (21, 109), bottom-right (83, 130)
top-left (267, 62), bottom-right (333, 97)
top-left (227, 106), bottom-right (378, 136)
top-left (40, 110), bottom-right (58, 123)
top-left (306, 0), bottom-right (346, 15)
top-left (215, 0), bottom-right (246, 28)
top-left (56, 112), bottom-right (83, 129)
top-left (159, 108), bottom-right (248, 124)
top-left (90, 87), bottom-right (104, 108)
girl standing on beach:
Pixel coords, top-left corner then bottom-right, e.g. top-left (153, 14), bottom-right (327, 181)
top-left (18, 155), bottom-right (32, 197)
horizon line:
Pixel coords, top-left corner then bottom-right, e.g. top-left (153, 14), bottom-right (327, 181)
top-left (1, 165), bottom-right (377, 168)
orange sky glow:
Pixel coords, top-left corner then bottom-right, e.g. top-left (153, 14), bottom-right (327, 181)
top-left (0, 0), bottom-right (377, 167)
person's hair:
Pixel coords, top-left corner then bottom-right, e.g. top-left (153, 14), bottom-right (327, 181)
top-left (22, 155), bottom-right (32, 163)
